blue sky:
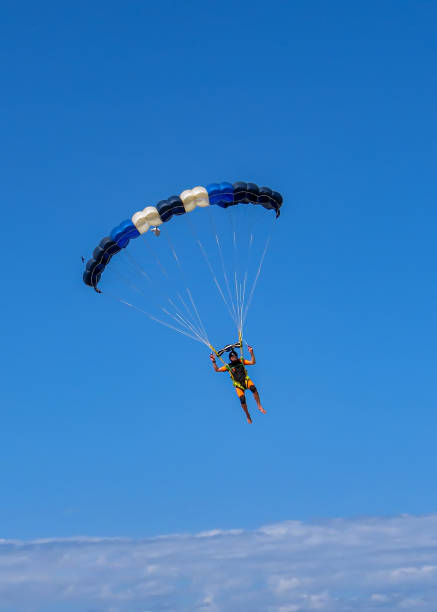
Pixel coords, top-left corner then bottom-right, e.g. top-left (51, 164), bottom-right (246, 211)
top-left (1, 0), bottom-right (437, 608)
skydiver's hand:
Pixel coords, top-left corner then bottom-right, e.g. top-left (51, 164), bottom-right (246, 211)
top-left (209, 353), bottom-right (216, 362)
top-left (248, 345), bottom-right (254, 353)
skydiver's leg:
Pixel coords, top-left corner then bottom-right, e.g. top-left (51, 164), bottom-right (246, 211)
top-left (248, 381), bottom-right (266, 414)
top-left (236, 388), bottom-right (252, 424)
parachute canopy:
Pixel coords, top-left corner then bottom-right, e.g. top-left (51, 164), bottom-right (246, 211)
top-left (83, 181), bottom-right (282, 289)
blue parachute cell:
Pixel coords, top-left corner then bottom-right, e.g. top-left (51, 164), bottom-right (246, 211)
top-left (206, 182), bottom-right (234, 207)
top-left (110, 220), bottom-right (140, 248)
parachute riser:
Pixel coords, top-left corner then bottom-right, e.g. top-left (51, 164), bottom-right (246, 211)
top-left (209, 344), bottom-right (229, 369)
top-left (238, 329), bottom-right (244, 361)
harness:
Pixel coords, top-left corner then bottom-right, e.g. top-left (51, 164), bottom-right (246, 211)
top-left (210, 332), bottom-right (249, 391)
top-left (225, 361), bottom-right (250, 391)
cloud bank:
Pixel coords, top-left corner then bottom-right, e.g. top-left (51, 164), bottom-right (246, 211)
top-left (1, 514), bottom-right (437, 611)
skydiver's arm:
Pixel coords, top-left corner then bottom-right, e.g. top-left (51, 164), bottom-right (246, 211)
top-left (209, 354), bottom-right (227, 372)
top-left (244, 345), bottom-right (256, 365)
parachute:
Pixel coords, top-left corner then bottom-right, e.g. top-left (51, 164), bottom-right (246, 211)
top-left (83, 180), bottom-right (283, 355)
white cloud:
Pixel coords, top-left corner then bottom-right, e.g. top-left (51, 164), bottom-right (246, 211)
top-left (398, 597), bottom-right (426, 608)
top-left (1, 515), bottom-right (437, 611)
top-left (371, 593), bottom-right (390, 602)
top-left (390, 565), bottom-right (437, 580)
top-left (269, 575), bottom-right (305, 594)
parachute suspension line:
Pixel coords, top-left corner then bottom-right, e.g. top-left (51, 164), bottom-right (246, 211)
top-left (164, 297), bottom-right (207, 344)
top-left (216, 232), bottom-right (239, 327)
top-left (112, 240), bottom-right (206, 344)
top-left (186, 286), bottom-right (210, 345)
top-left (161, 291), bottom-right (209, 346)
top-left (228, 210), bottom-right (240, 332)
top-left (204, 207), bottom-right (240, 328)
top-left (198, 236), bottom-right (237, 325)
top-left (200, 239), bottom-right (238, 326)
top-left (168, 294), bottom-right (204, 340)
top-left (164, 231), bottom-right (211, 344)
top-left (185, 213), bottom-right (239, 329)
top-left (107, 257), bottom-right (150, 299)
top-left (118, 246), bottom-right (207, 343)
top-left (122, 249), bottom-right (153, 283)
top-left (153, 277), bottom-right (208, 344)
top-left (161, 307), bottom-right (209, 345)
top-left (137, 306), bottom-right (206, 344)
top-left (242, 216), bottom-right (277, 326)
top-left (141, 230), bottom-right (209, 344)
top-left (238, 211), bottom-right (256, 334)
top-left (188, 207), bottom-right (236, 323)
top-left (102, 290), bottom-right (206, 344)
top-left (103, 256), bottom-right (208, 345)
top-left (172, 292), bottom-right (205, 339)
top-left (162, 230), bottom-right (211, 346)
top-left (242, 236), bottom-right (270, 326)
top-left (240, 202), bottom-right (254, 330)
top-left (228, 205), bottom-right (248, 337)
top-left (140, 234), bottom-right (170, 279)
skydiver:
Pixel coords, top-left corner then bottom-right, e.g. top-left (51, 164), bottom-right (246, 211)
top-left (209, 346), bottom-right (266, 424)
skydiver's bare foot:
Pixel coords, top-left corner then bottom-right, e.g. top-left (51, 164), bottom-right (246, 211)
top-left (252, 391), bottom-right (265, 414)
top-left (242, 404), bottom-right (252, 423)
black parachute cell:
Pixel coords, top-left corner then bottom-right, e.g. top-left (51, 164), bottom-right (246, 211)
top-left (93, 237), bottom-right (121, 266)
top-left (258, 187), bottom-right (283, 217)
top-left (83, 266), bottom-right (101, 287)
top-left (83, 270), bottom-right (94, 286)
top-left (93, 246), bottom-right (111, 266)
top-left (83, 237), bottom-right (121, 287)
top-left (233, 182), bottom-right (249, 203)
top-left (85, 259), bottom-right (105, 281)
top-left (247, 183), bottom-right (260, 203)
top-left (98, 237), bottom-right (122, 258)
top-left (233, 182), bottom-right (260, 205)
top-left (156, 196), bottom-right (186, 223)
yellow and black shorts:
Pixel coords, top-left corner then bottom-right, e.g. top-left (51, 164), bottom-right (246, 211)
top-left (234, 378), bottom-right (255, 399)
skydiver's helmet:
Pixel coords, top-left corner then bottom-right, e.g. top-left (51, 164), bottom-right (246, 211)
top-left (229, 349), bottom-right (239, 362)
